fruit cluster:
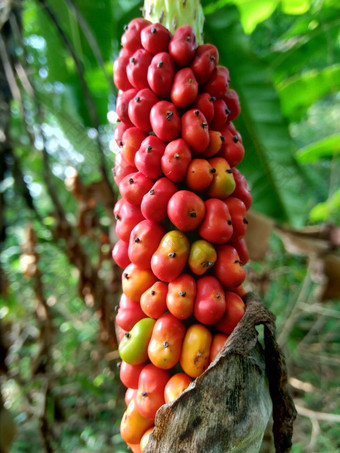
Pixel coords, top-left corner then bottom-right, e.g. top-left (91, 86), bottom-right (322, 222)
top-left (112, 17), bottom-right (252, 452)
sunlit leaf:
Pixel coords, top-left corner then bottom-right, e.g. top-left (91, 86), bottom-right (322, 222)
top-left (278, 65), bottom-right (340, 121)
top-left (297, 134), bottom-right (340, 164)
top-left (281, 0), bottom-right (311, 15)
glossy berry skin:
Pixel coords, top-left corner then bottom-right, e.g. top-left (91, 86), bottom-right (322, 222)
top-left (182, 109), bottom-right (210, 155)
top-left (192, 93), bottom-right (215, 123)
top-left (191, 43), bottom-right (219, 84)
top-left (232, 168), bottom-right (253, 210)
top-left (194, 276), bottom-right (226, 325)
top-left (169, 25), bottom-right (196, 67)
top-left (186, 158), bottom-right (215, 192)
top-left (121, 18), bottom-right (150, 53)
top-left (161, 139), bottom-right (192, 183)
top-left (113, 152), bottom-right (136, 186)
top-left (119, 172), bottom-right (154, 206)
top-left (114, 198), bottom-right (144, 242)
top-left (224, 197), bottom-right (247, 241)
top-left (218, 127), bottom-right (245, 167)
top-left (180, 324), bottom-right (212, 378)
top-left (206, 157), bottom-right (236, 199)
top-left (121, 127), bottom-right (148, 166)
top-left (151, 230), bottom-right (190, 283)
top-left (135, 135), bottom-right (166, 179)
top-left (209, 333), bottom-right (228, 362)
top-left (140, 281), bottom-right (168, 319)
top-left (120, 361), bottom-right (145, 389)
top-left (148, 314), bottom-right (186, 369)
top-left (150, 101), bottom-right (181, 142)
top-left (188, 240), bottom-right (217, 276)
top-left (164, 373), bottom-right (192, 404)
top-left (120, 399), bottom-right (153, 445)
top-left (202, 131), bottom-right (224, 158)
top-left (122, 263), bottom-right (157, 302)
top-left (147, 52), bottom-right (175, 98)
top-left (136, 364), bottom-right (170, 420)
top-left (116, 89), bottom-right (138, 126)
top-left (116, 294), bottom-right (146, 332)
top-left (204, 66), bottom-right (230, 99)
top-left (119, 317), bottom-right (156, 366)
top-left (198, 198), bottom-right (233, 244)
top-left (210, 99), bottom-right (229, 130)
top-left (128, 88), bottom-right (158, 132)
top-left (166, 274), bottom-right (196, 320)
top-left (215, 291), bottom-right (245, 335)
top-left (127, 49), bottom-right (153, 90)
top-left (214, 245), bottom-right (246, 289)
top-left (114, 121), bottom-right (130, 144)
top-left (167, 190), bottom-right (206, 232)
top-left (128, 220), bottom-right (165, 269)
top-left (114, 54), bottom-right (133, 91)
top-left (141, 23), bottom-right (171, 54)
top-left (229, 237), bottom-right (249, 265)
top-left (112, 239), bottom-right (131, 269)
top-left (223, 89), bottom-right (241, 121)
top-left (170, 68), bottom-right (198, 108)
top-left (141, 177), bottom-right (177, 223)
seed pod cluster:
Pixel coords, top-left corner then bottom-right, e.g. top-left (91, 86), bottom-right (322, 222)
top-left (112, 17), bottom-right (252, 452)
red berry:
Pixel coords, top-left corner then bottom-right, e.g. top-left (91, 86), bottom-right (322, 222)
top-left (141, 23), bottom-right (171, 54)
top-left (181, 109), bottom-right (210, 155)
top-left (150, 101), bottom-right (181, 142)
top-left (210, 99), bottom-right (229, 130)
top-left (191, 44), bottom-right (219, 84)
top-left (223, 89), bottom-right (241, 121)
top-left (113, 55), bottom-right (133, 91)
top-left (192, 93), bottom-right (215, 124)
top-left (167, 190), bottom-right (206, 232)
top-left (127, 49), bottom-right (153, 90)
top-left (121, 18), bottom-right (150, 53)
top-left (169, 25), bottom-right (196, 67)
top-left (141, 177), bottom-right (177, 223)
top-left (128, 88), bottom-right (158, 132)
top-left (116, 89), bottom-right (138, 126)
top-left (119, 171), bottom-right (154, 205)
top-left (161, 138), bottom-right (192, 183)
top-left (170, 68), bottom-right (198, 108)
top-left (204, 66), bottom-right (230, 99)
top-left (134, 135), bottom-right (166, 179)
top-left (147, 52), bottom-right (175, 98)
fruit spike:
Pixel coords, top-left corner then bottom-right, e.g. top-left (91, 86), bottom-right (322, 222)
top-left (112, 5), bottom-right (252, 448)
top-left (143, 0), bottom-right (205, 44)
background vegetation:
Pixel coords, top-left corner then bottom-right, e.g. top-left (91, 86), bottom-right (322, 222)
top-left (0, 0), bottom-right (339, 452)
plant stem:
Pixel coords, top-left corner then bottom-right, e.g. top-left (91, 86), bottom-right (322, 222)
top-left (143, 0), bottom-right (205, 44)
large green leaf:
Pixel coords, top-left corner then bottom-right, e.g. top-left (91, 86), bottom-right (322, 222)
top-left (271, 9), bottom-right (340, 83)
top-left (203, 0), bottom-right (280, 33)
top-left (297, 134), bottom-right (340, 164)
top-left (277, 65), bottom-right (340, 121)
top-left (204, 6), bottom-right (310, 225)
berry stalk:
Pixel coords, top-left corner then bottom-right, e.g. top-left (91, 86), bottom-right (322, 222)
top-left (143, 0), bottom-right (205, 44)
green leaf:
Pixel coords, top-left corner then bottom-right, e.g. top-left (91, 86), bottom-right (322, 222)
top-left (281, 0), bottom-right (311, 15)
top-left (272, 13), bottom-right (340, 83)
top-left (204, 0), bottom-right (280, 33)
top-left (205, 6), bottom-right (310, 225)
top-left (309, 188), bottom-right (340, 222)
top-left (278, 65), bottom-right (340, 121)
top-left (297, 134), bottom-right (340, 164)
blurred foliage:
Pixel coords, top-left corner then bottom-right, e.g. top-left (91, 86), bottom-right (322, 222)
top-left (0, 0), bottom-right (339, 452)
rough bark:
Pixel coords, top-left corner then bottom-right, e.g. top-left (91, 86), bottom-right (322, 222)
top-left (144, 293), bottom-right (296, 453)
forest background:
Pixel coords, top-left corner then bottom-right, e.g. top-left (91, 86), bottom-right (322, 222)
top-left (0, 0), bottom-right (340, 452)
